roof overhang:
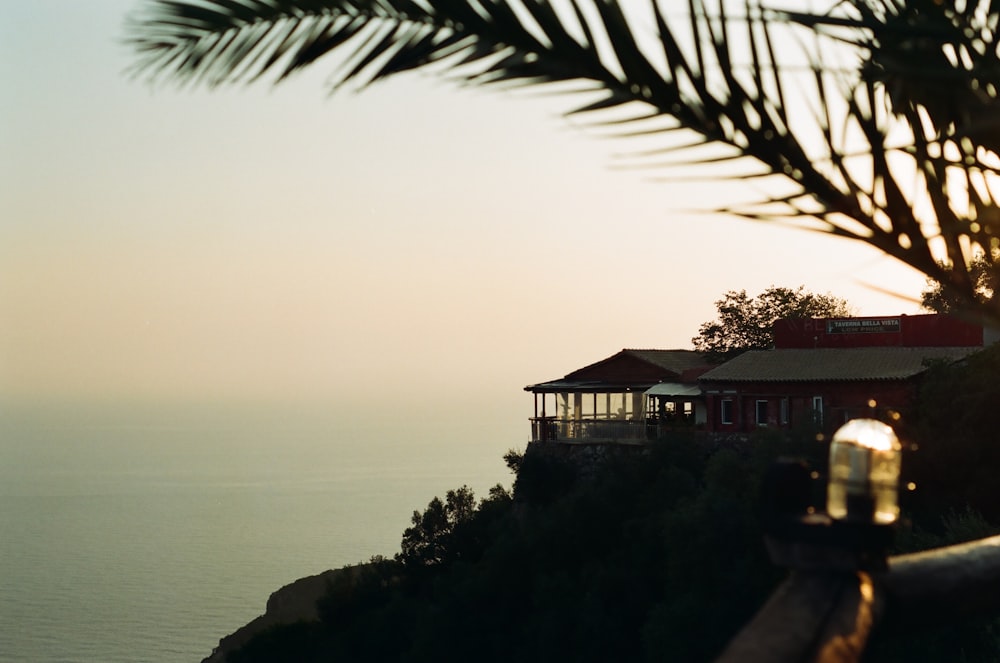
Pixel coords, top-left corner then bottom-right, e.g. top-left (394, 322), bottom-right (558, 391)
top-left (524, 380), bottom-right (656, 394)
top-left (643, 382), bottom-right (703, 398)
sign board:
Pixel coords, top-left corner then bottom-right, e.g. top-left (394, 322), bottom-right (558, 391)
top-left (826, 318), bottom-right (901, 334)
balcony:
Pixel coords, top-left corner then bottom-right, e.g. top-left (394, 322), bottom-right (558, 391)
top-left (529, 415), bottom-right (695, 443)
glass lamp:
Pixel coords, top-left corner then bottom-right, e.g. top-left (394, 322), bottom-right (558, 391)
top-left (826, 418), bottom-right (902, 525)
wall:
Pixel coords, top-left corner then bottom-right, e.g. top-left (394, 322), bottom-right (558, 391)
top-left (703, 380), bottom-right (916, 434)
top-left (773, 314), bottom-right (984, 350)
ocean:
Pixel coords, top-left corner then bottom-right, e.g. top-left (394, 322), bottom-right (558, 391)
top-left (0, 402), bottom-right (518, 662)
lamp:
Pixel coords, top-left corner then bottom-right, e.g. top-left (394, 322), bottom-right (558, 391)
top-left (826, 419), bottom-right (902, 525)
top-left (762, 418), bottom-right (902, 571)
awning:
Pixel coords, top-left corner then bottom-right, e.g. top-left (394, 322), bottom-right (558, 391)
top-left (644, 382), bottom-right (702, 398)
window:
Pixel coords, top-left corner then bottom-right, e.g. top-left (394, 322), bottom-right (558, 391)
top-left (721, 398), bottom-right (734, 425)
top-left (813, 396), bottom-right (824, 426)
top-left (756, 400), bottom-right (769, 426)
top-left (780, 398), bottom-right (789, 425)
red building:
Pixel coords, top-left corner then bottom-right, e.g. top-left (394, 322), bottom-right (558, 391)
top-left (699, 314), bottom-right (985, 434)
top-left (525, 314), bottom-right (988, 442)
top-left (772, 313), bottom-right (985, 349)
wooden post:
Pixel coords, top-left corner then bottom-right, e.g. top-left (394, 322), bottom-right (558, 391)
top-left (717, 535), bottom-right (1000, 663)
top-left (716, 571), bottom-right (883, 663)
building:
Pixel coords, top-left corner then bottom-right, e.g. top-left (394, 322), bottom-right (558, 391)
top-left (771, 313), bottom-right (986, 349)
top-left (527, 314), bottom-right (987, 441)
top-left (699, 313), bottom-right (985, 433)
top-left (697, 346), bottom-right (976, 433)
top-left (524, 349), bottom-right (711, 443)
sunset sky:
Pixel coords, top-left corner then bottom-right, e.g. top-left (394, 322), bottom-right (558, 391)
top-left (1, 1), bottom-right (930, 419)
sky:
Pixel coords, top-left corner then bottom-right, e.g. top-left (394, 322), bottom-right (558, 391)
top-left (1, 1), bottom-right (931, 420)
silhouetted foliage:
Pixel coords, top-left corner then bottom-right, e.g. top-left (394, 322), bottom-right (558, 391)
top-left (901, 342), bottom-right (1000, 525)
top-left (692, 286), bottom-right (852, 362)
top-left (228, 621), bottom-right (328, 663)
top-left (921, 254), bottom-right (999, 315)
top-left (507, 445), bottom-right (578, 505)
top-left (230, 431), bottom-right (813, 663)
top-left (397, 486), bottom-right (475, 567)
top-left (397, 484), bottom-right (511, 570)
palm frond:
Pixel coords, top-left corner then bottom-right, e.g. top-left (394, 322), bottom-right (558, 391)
top-left (126, 0), bottom-right (1000, 321)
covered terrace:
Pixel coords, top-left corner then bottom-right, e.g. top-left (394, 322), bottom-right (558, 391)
top-left (525, 349), bottom-right (710, 443)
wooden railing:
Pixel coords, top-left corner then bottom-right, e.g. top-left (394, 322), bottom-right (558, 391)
top-left (716, 535), bottom-right (1000, 662)
top-left (529, 417), bottom-right (650, 442)
top-left (528, 416), bottom-right (696, 442)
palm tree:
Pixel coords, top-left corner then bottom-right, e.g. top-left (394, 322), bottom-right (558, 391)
top-left (127, 0), bottom-right (1000, 322)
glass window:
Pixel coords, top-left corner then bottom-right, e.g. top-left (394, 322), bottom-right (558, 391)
top-left (813, 396), bottom-right (824, 425)
top-left (756, 400), bottom-right (768, 426)
top-left (780, 398), bottom-right (789, 425)
top-left (721, 398), bottom-right (734, 425)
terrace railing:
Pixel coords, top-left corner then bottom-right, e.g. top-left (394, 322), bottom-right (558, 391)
top-left (529, 417), bottom-right (663, 443)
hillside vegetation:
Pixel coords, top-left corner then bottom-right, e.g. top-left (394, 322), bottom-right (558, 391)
top-left (229, 343), bottom-right (1000, 663)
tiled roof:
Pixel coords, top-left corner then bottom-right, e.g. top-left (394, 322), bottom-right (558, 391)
top-left (525, 349), bottom-right (711, 392)
top-left (621, 349), bottom-right (709, 373)
top-left (698, 347), bottom-right (979, 382)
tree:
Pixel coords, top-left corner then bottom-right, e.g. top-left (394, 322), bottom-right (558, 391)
top-left (126, 0), bottom-right (1000, 323)
top-left (396, 484), bottom-right (515, 568)
top-left (398, 485), bottom-right (477, 567)
top-left (692, 285), bottom-right (852, 361)
top-left (903, 342), bottom-right (1000, 523)
top-left (921, 253), bottom-right (999, 314)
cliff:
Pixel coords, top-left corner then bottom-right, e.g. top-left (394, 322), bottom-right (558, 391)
top-left (201, 568), bottom-right (340, 663)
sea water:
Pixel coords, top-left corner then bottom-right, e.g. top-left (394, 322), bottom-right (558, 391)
top-left (0, 402), bottom-right (517, 663)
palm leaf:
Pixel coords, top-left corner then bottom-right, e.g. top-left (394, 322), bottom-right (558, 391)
top-left (126, 0), bottom-right (1000, 321)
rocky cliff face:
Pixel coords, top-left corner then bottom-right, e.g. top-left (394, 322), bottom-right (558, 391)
top-left (201, 569), bottom-right (341, 663)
